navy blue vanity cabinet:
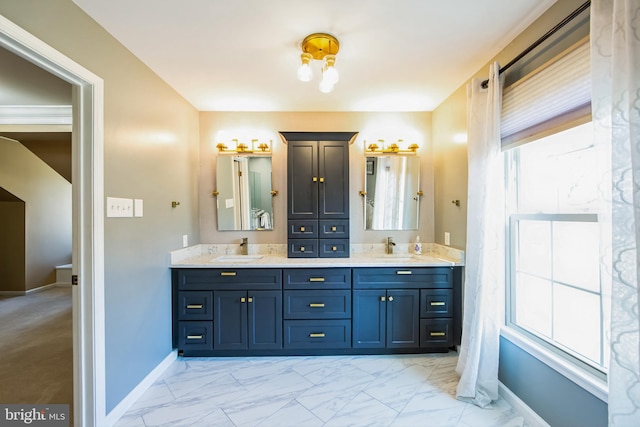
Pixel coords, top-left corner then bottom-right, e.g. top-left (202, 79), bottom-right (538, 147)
top-left (283, 131), bottom-right (356, 258)
top-left (283, 268), bottom-right (352, 349)
top-left (352, 267), bottom-right (456, 351)
top-left (172, 268), bottom-right (282, 356)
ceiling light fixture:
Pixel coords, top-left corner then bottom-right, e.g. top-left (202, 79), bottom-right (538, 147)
top-left (297, 33), bottom-right (340, 93)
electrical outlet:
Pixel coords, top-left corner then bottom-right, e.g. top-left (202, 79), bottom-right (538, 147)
top-left (444, 232), bottom-right (451, 246)
top-left (182, 235), bottom-right (188, 248)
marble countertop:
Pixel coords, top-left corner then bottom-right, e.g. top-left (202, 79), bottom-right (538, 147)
top-left (170, 243), bottom-right (464, 269)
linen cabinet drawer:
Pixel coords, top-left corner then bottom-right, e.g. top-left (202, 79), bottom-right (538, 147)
top-left (319, 219), bottom-right (349, 238)
top-left (284, 319), bottom-right (351, 349)
top-left (284, 268), bottom-right (351, 289)
top-left (178, 291), bottom-right (213, 320)
top-left (177, 268), bottom-right (281, 290)
top-left (319, 239), bottom-right (350, 258)
top-left (288, 239), bottom-right (319, 258)
top-left (420, 319), bottom-right (453, 348)
top-left (284, 290), bottom-right (351, 319)
top-left (288, 220), bottom-right (318, 238)
top-left (177, 321), bottom-right (213, 351)
top-left (420, 289), bottom-right (454, 318)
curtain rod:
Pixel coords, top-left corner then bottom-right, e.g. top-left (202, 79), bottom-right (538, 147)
top-left (481, 0), bottom-right (590, 88)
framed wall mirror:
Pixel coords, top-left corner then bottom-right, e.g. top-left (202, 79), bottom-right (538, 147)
top-left (216, 155), bottom-right (274, 231)
top-left (364, 155), bottom-right (420, 230)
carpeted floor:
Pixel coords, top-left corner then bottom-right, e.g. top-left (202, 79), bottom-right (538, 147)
top-left (0, 286), bottom-right (73, 420)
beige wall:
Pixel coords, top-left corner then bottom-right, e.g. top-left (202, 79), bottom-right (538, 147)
top-left (432, 0), bottom-right (588, 251)
top-left (0, 137), bottom-right (71, 291)
top-left (0, 199), bottom-right (25, 293)
top-left (0, 0), bottom-right (201, 412)
top-left (199, 111), bottom-right (434, 247)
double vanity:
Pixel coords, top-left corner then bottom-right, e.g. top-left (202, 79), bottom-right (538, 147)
top-left (170, 245), bottom-right (464, 357)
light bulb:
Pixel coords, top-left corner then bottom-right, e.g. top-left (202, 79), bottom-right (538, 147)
top-left (322, 54), bottom-right (339, 85)
top-left (297, 52), bottom-right (313, 82)
top-left (319, 77), bottom-right (334, 93)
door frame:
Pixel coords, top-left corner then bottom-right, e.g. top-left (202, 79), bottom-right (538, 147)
top-left (0, 16), bottom-right (106, 426)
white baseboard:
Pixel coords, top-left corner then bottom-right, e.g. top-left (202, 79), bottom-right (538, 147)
top-left (0, 283), bottom-right (60, 295)
top-left (499, 381), bottom-right (550, 427)
top-left (105, 350), bottom-right (177, 427)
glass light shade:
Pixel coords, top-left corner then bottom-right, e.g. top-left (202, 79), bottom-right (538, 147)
top-left (319, 77), bottom-right (334, 93)
top-left (297, 52), bottom-right (313, 82)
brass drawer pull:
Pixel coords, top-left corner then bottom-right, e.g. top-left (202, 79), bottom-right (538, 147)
top-left (309, 333), bottom-right (325, 338)
top-left (332, 246), bottom-right (337, 251)
top-left (309, 277), bottom-right (325, 282)
top-left (186, 304), bottom-right (203, 309)
top-left (301, 246), bottom-right (305, 252)
top-left (396, 271), bottom-right (412, 275)
top-left (309, 303), bottom-right (325, 308)
top-left (186, 335), bottom-right (203, 340)
top-left (430, 332), bottom-right (446, 337)
top-left (331, 226), bottom-right (337, 231)
top-left (221, 271), bottom-right (237, 276)
top-left (300, 226), bottom-right (305, 232)
top-left (430, 302), bottom-right (446, 306)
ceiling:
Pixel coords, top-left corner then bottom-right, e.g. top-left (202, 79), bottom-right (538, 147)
top-left (73, 0), bottom-right (556, 112)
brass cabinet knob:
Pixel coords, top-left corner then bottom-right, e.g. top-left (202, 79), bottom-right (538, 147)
top-left (388, 296), bottom-right (394, 302)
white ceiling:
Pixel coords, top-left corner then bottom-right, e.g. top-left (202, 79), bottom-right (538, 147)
top-left (72, 0), bottom-right (556, 112)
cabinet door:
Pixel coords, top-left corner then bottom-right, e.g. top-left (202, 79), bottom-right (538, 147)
top-left (248, 290), bottom-right (283, 350)
top-left (352, 290), bottom-right (386, 348)
top-left (214, 290), bottom-right (248, 350)
top-left (387, 289), bottom-right (420, 348)
top-left (288, 141), bottom-right (318, 219)
top-left (318, 141), bottom-right (349, 219)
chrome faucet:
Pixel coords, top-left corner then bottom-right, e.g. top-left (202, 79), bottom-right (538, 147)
top-left (386, 237), bottom-right (396, 254)
top-left (240, 237), bottom-right (248, 255)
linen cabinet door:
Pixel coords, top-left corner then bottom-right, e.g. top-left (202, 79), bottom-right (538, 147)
top-left (352, 290), bottom-right (386, 348)
top-left (248, 290), bottom-right (283, 350)
top-left (386, 289), bottom-right (420, 348)
top-left (288, 140), bottom-right (318, 219)
top-left (214, 290), bottom-right (248, 350)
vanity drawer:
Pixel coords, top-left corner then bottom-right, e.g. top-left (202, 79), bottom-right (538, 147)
top-left (319, 220), bottom-right (349, 238)
top-left (177, 269), bottom-right (282, 290)
top-left (319, 239), bottom-right (350, 258)
top-left (420, 319), bottom-right (453, 348)
top-left (288, 239), bottom-right (319, 258)
top-left (420, 289), bottom-right (454, 318)
top-left (288, 220), bottom-right (318, 238)
top-left (178, 291), bottom-right (213, 320)
top-left (284, 319), bottom-right (351, 349)
top-left (353, 267), bottom-right (453, 289)
top-left (177, 321), bottom-right (214, 351)
top-left (284, 268), bottom-right (351, 289)
top-left (284, 290), bottom-right (351, 319)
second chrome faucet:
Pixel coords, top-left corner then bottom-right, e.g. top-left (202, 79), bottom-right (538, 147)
top-left (386, 237), bottom-right (396, 254)
top-left (240, 237), bottom-right (248, 255)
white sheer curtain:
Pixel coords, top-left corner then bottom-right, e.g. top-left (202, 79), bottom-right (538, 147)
top-left (591, 1), bottom-right (640, 425)
top-left (455, 62), bottom-right (505, 407)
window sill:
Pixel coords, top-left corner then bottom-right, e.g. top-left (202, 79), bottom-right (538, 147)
top-left (500, 326), bottom-right (608, 403)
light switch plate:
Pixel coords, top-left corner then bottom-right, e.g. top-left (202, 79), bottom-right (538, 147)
top-left (107, 197), bottom-right (133, 217)
top-left (182, 235), bottom-right (188, 248)
top-left (444, 232), bottom-right (451, 246)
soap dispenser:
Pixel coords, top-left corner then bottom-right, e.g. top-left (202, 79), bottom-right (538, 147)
top-left (414, 236), bottom-right (422, 255)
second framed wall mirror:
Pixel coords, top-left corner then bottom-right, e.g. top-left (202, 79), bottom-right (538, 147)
top-left (364, 155), bottom-right (421, 230)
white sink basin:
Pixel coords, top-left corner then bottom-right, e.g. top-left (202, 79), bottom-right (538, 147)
top-left (212, 255), bottom-right (264, 262)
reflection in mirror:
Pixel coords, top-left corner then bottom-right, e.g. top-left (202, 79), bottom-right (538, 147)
top-left (365, 156), bottom-right (420, 230)
top-left (217, 156), bottom-right (274, 231)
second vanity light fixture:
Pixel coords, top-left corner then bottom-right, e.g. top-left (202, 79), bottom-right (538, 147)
top-left (365, 139), bottom-right (419, 154)
top-left (297, 33), bottom-right (340, 93)
top-left (216, 138), bottom-right (272, 154)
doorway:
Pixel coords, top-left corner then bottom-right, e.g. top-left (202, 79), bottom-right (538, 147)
top-left (0, 15), bottom-right (105, 427)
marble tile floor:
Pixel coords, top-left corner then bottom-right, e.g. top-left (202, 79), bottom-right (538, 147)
top-left (115, 352), bottom-right (527, 427)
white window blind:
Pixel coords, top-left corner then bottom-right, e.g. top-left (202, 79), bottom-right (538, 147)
top-left (501, 38), bottom-right (591, 149)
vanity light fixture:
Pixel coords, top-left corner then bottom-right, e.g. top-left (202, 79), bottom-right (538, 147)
top-left (297, 33), bottom-right (340, 93)
top-left (216, 138), bottom-right (272, 154)
top-left (365, 139), bottom-right (419, 154)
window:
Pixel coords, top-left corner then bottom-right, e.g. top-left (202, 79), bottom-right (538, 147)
top-left (506, 122), bottom-right (609, 375)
